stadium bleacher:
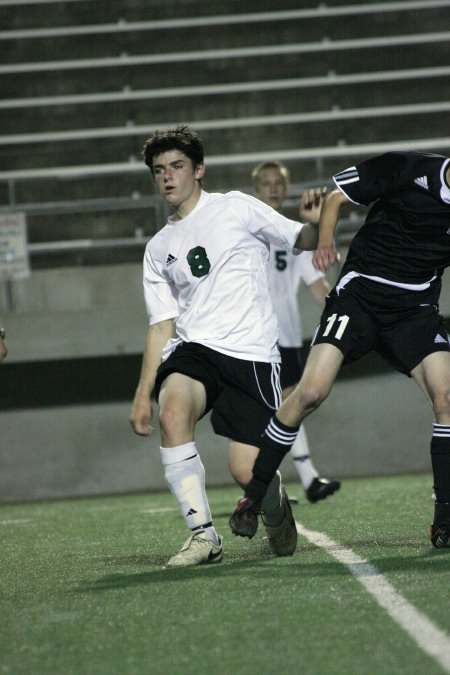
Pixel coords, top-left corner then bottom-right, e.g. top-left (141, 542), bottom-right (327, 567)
top-left (1, 0), bottom-right (450, 266)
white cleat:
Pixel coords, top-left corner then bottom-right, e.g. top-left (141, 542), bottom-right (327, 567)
top-left (167, 531), bottom-right (224, 567)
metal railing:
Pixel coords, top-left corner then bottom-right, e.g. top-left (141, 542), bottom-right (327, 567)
top-left (2, 1), bottom-right (450, 40)
top-left (2, 137), bottom-right (449, 186)
top-left (2, 31), bottom-right (450, 75)
top-left (2, 100), bottom-right (450, 146)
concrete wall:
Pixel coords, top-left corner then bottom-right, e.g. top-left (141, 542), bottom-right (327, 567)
top-left (1, 261), bottom-right (447, 503)
top-left (1, 263), bottom-right (148, 362)
top-left (0, 369), bottom-right (435, 503)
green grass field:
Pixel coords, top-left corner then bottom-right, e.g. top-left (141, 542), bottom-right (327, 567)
top-left (1, 474), bottom-right (449, 675)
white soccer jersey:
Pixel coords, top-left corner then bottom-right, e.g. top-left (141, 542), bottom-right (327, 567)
top-left (268, 247), bottom-right (324, 347)
top-left (143, 190), bottom-right (303, 362)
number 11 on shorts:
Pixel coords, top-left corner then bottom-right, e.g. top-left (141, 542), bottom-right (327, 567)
top-left (323, 313), bottom-right (349, 340)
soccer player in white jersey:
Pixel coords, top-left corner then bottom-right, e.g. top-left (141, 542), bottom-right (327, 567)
top-left (129, 125), bottom-right (326, 566)
top-left (231, 150), bottom-right (450, 550)
top-left (253, 161), bottom-right (340, 503)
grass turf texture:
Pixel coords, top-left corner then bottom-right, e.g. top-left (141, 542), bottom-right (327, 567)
top-left (1, 474), bottom-right (449, 675)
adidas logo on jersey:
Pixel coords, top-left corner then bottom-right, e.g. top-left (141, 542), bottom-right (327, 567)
top-left (165, 254), bottom-right (177, 267)
top-left (434, 333), bottom-right (448, 345)
top-left (414, 175), bottom-right (429, 190)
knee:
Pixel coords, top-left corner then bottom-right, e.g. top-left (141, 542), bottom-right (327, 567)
top-left (159, 405), bottom-right (178, 432)
top-left (159, 404), bottom-right (192, 443)
top-left (297, 383), bottom-right (326, 413)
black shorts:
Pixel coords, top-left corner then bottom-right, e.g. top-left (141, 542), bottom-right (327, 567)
top-left (312, 278), bottom-right (450, 375)
top-left (154, 342), bottom-right (282, 446)
top-left (278, 346), bottom-right (305, 389)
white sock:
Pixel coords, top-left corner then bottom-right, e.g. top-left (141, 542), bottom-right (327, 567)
top-left (289, 426), bottom-right (318, 489)
top-left (261, 471), bottom-right (285, 527)
top-left (160, 442), bottom-right (219, 544)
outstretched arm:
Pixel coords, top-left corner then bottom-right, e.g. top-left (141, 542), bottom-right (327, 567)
top-left (129, 319), bottom-right (174, 436)
top-left (312, 188), bottom-right (349, 271)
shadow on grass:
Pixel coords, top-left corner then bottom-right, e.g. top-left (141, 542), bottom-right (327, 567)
top-left (76, 559), bottom-right (309, 592)
top-left (74, 534), bottom-right (450, 593)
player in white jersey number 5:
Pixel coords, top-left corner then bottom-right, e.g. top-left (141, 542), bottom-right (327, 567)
top-left (252, 160), bottom-right (340, 504)
top-left (129, 125), bottom-right (326, 566)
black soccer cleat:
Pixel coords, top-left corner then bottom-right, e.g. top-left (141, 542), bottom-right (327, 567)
top-left (306, 477), bottom-right (341, 504)
top-left (430, 522), bottom-right (450, 549)
top-left (264, 494), bottom-right (298, 556)
top-left (281, 484), bottom-right (299, 505)
top-left (229, 497), bottom-right (261, 539)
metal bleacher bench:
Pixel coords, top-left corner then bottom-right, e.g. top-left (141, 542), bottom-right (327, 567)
top-left (1, 0), bottom-right (449, 260)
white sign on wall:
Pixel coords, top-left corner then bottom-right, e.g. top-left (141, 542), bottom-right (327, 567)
top-left (0, 212), bottom-right (30, 280)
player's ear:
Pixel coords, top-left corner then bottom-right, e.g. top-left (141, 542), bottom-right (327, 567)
top-left (194, 163), bottom-right (205, 180)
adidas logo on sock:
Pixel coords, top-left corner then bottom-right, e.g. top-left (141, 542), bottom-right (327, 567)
top-left (186, 508), bottom-right (198, 516)
top-left (434, 333), bottom-right (448, 344)
top-left (414, 175), bottom-right (429, 190)
top-left (165, 254), bottom-right (177, 267)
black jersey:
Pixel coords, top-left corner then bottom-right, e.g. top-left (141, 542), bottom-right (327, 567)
top-left (334, 151), bottom-right (450, 289)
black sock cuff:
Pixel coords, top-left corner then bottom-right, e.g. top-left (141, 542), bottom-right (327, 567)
top-left (432, 425), bottom-right (450, 446)
top-left (263, 416), bottom-right (299, 449)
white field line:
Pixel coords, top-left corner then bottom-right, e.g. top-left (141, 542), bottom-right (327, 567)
top-left (0, 518), bottom-right (32, 525)
top-left (296, 521), bottom-right (450, 673)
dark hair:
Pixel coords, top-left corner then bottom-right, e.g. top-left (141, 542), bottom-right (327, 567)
top-left (142, 124), bottom-right (204, 174)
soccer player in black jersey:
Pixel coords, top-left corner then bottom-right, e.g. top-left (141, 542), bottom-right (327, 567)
top-left (230, 150), bottom-right (450, 549)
